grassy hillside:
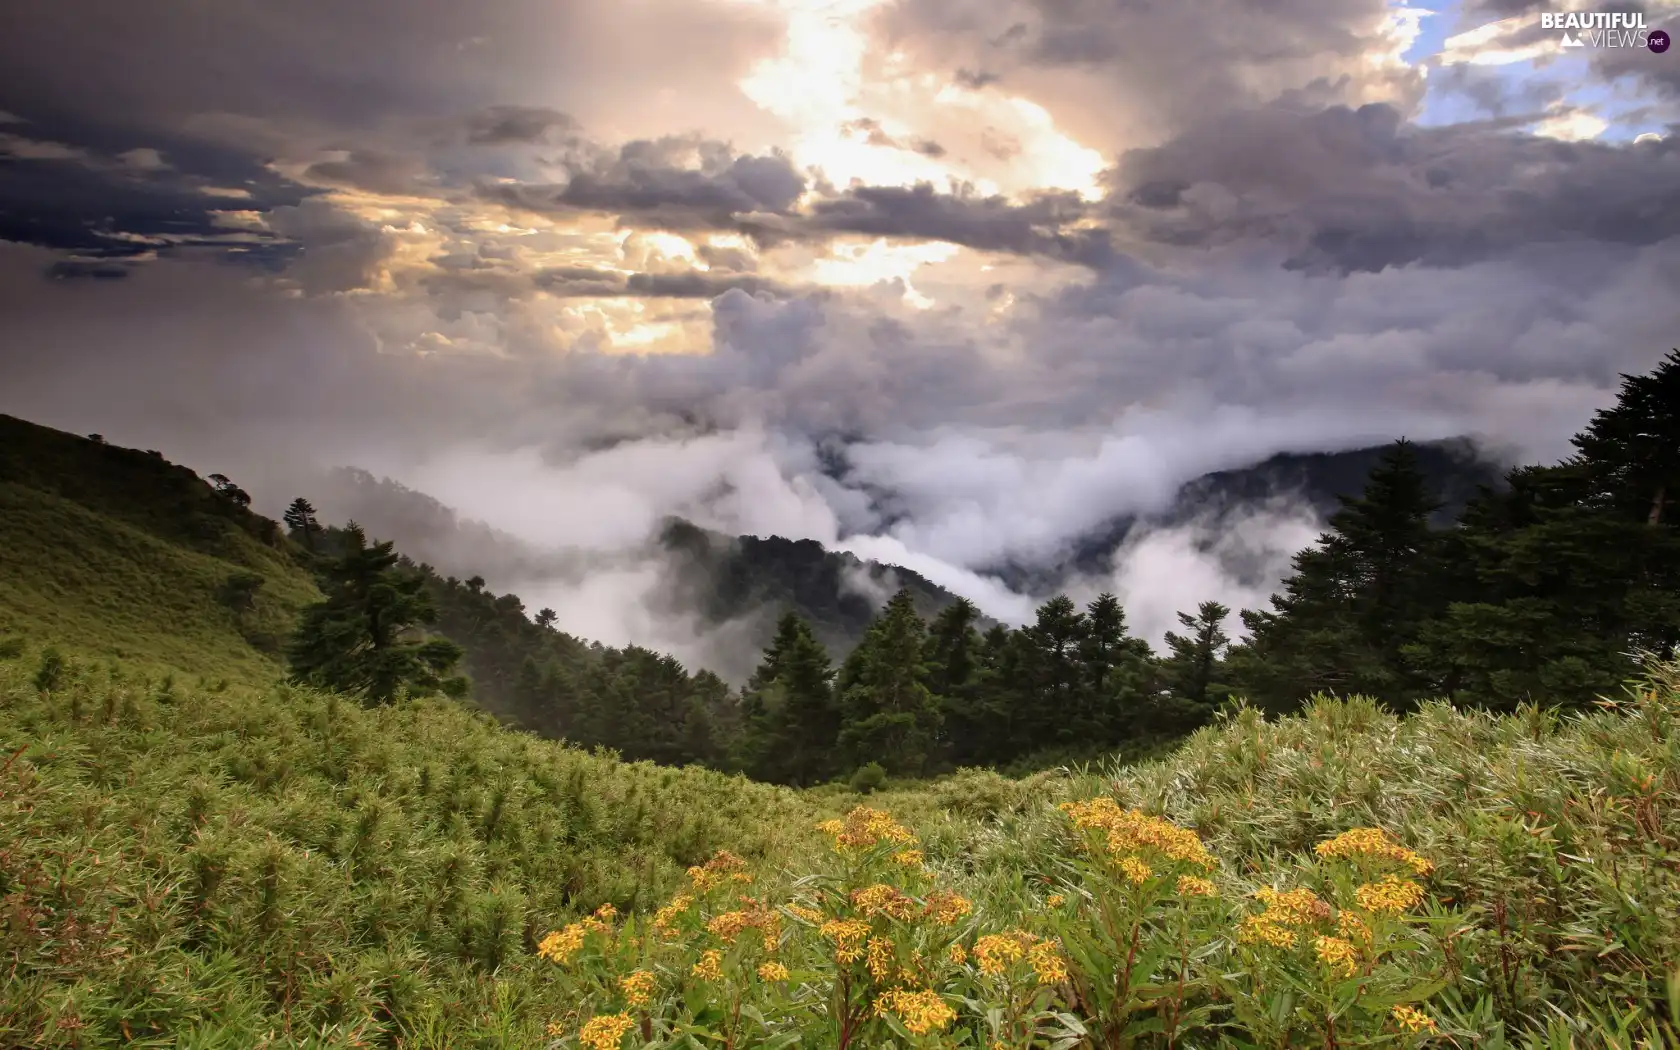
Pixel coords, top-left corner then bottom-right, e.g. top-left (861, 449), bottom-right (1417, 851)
top-left (4, 641), bottom-right (1677, 1047)
top-left (0, 647), bottom-right (826, 1049)
top-left (0, 415), bottom-right (318, 682)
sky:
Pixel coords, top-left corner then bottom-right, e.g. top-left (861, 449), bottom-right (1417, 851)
top-left (1, 0), bottom-right (1677, 655)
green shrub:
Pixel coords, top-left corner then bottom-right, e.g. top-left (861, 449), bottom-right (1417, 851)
top-left (849, 761), bottom-right (887, 795)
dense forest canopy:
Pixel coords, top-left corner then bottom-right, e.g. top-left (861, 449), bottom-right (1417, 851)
top-left (281, 351), bottom-right (1680, 786)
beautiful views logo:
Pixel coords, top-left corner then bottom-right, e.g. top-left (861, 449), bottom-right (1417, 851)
top-left (1539, 10), bottom-right (1670, 52)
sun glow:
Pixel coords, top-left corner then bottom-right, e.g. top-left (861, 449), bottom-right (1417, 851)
top-left (737, 0), bottom-right (1105, 201)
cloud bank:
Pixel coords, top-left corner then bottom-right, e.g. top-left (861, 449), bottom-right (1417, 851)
top-left (2, 0), bottom-right (1676, 662)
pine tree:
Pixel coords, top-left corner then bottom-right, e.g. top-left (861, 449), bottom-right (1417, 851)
top-left (534, 608), bottom-right (557, 630)
top-left (287, 524), bottom-right (465, 705)
top-left (734, 613), bottom-right (839, 784)
top-left (1228, 440), bottom-right (1444, 712)
top-left (1406, 355), bottom-right (1680, 710)
top-left (1162, 601), bottom-right (1231, 705)
top-left (1573, 349), bottom-right (1680, 526)
top-left (837, 590), bottom-right (939, 776)
top-left (283, 497), bottom-right (321, 551)
top-left (208, 472), bottom-right (253, 509)
top-left (961, 624), bottom-right (1018, 766)
top-left (925, 599), bottom-right (981, 762)
top-left (1018, 595), bottom-right (1085, 741)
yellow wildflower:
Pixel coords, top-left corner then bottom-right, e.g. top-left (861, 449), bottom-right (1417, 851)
top-left (1355, 875), bottom-right (1425, 915)
top-left (758, 961), bottom-right (790, 981)
top-left (852, 884), bottom-right (920, 921)
top-left (893, 849), bottom-right (926, 869)
top-left (1337, 910), bottom-right (1372, 945)
top-left (1391, 1004), bottom-right (1437, 1032)
top-left (1027, 938), bottom-right (1068, 985)
top-left (972, 933), bottom-right (1028, 976)
top-left (578, 1012), bottom-right (634, 1050)
top-left (545, 1020), bottom-right (567, 1037)
top-left (818, 807), bottom-right (917, 852)
top-left (820, 918), bottom-right (872, 963)
top-left (593, 903), bottom-right (618, 923)
top-left (1254, 886), bottom-right (1331, 926)
top-left (1059, 799), bottom-right (1217, 870)
top-left (867, 936), bottom-right (896, 981)
top-left (874, 988), bottom-right (956, 1035)
top-left (536, 923), bottom-right (589, 964)
top-left (1177, 875), bottom-right (1217, 898)
top-left (1237, 916), bottom-right (1297, 949)
top-left (947, 942), bottom-right (968, 965)
top-left (708, 910), bottom-right (750, 943)
top-left (653, 894), bottom-right (693, 937)
top-left (922, 889), bottom-right (973, 925)
top-left (1316, 827), bottom-right (1433, 876)
top-left (619, 969), bottom-right (656, 1008)
top-left (1118, 855), bottom-right (1153, 884)
top-left (1313, 935), bottom-right (1359, 978)
top-left (1046, 893), bottom-right (1066, 908)
top-left (692, 949), bottom-right (724, 981)
top-left (687, 849), bottom-right (750, 891)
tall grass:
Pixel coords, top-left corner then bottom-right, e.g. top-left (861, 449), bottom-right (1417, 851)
top-left (3, 643), bottom-right (1677, 1047)
top-left (0, 482), bottom-right (317, 683)
top-left (0, 649), bottom-right (823, 1048)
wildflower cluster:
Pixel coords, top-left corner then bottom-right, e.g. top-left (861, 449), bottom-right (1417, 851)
top-left (874, 986), bottom-right (958, 1035)
top-left (685, 848), bottom-right (752, 891)
top-left (817, 806), bottom-right (917, 852)
top-left (536, 903), bottom-right (619, 965)
top-left (1224, 827), bottom-right (1442, 1045)
top-left (1239, 886), bottom-right (1331, 948)
top-left (577, 1012), bottom-right (634, 1050)
top-left (529, 803), bottom-right (1446, 1049)
top-left (707, 896), bottom-right (782, 950)
top-left (1059, 797), bottom-right (1218, 871)
top-left (1315, 827), bottom-right (1434, 876)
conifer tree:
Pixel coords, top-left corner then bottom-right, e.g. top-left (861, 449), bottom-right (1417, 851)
top-left (287, 524), bottom-right (465, 705)
top-left (1228, 440), bottom-right (1444, 712)
top-left (1573, 349), bottom-right (1680, 526)
top-left (283, 497), bottom-right (321, 551)
top-left (837, 590), bottom-right (939, 776)
top-left (925, 599), bottom-right (982, 761)
top-left (1409, 356), bottom-right (1680, 709)
top-left (735, 613), bottom-right (839, 784)
top-left (1162, 601), bottom-right (1231, 705)
top-left (1018, 595), bottom-right (1086, 741)
top-left (1077, 593), bottom-right (1156, 739)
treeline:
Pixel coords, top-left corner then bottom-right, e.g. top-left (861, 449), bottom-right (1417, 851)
top-left (1228, 349), bottom-right (1680, 714)
top-left (280, 350), bottom-right (1680, 786)
top-left (282, 533), bottom-right (1230, 786)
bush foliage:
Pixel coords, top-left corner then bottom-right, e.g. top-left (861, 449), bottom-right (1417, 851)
top-left (4, 646), bottom-right (1678, 1047)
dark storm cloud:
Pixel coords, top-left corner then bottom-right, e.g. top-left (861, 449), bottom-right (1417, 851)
top-left (1107, 102), bottom-right (1680, 273)
top-left (480, 137), bottom-right (809, 227)
top-left (0, 0), bottom-right (785, 266)
top-left (302, 150), bottom-right (435, 196)
top-left (0, 118), bottom-right (312, 265)
top-left (475, 139), bottom-right (1112, 265)
top-left (802, 184), bottom-right (1111, 265)
top-left (464, 106), bottom-right (577, 145)
top-left (1589, 9), bottom-right (1680, 102)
